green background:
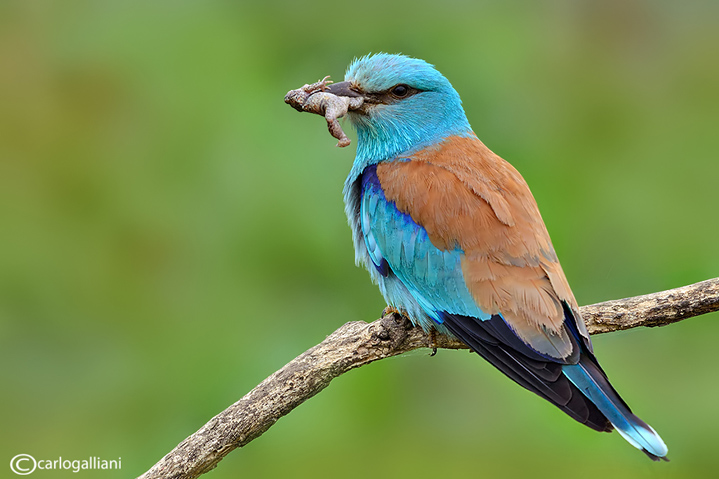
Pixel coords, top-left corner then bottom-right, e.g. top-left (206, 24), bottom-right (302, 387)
top-left (2, 1), bottom-right (718, 478)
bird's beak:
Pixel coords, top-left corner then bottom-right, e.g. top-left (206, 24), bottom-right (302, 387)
top-left (325, 81), bottom-right (363, 98)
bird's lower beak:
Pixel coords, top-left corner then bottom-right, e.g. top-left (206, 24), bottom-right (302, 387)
top-left (325, 81), bottom-right (362, 98)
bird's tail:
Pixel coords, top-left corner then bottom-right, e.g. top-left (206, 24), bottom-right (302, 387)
top-left (563, 357), bottom-right (668, 461)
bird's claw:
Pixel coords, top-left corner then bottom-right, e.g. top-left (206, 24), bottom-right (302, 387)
top-left (382, 305), bottom-right (402, 318)
top-left (429, 329), bottom-right (438, 356)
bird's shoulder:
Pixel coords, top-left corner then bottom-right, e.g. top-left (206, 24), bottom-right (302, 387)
top-left (375, 135), bottom-right (545, 251)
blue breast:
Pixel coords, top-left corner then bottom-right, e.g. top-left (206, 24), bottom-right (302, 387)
top-left (357, 164), bottom-right (492, 326)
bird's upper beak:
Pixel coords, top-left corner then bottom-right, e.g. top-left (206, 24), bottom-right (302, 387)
top-left (325, 81), bottom-right (363, 98)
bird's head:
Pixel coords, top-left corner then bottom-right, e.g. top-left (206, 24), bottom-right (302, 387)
top-left (328, 53), bottom-right (473, 164)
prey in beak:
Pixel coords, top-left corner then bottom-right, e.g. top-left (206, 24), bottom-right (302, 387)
top-left (284, 76), bottom-right (364, 147)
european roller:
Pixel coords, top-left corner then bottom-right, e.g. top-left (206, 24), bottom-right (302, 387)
top-left (318, 53), bottom-right (667, 460)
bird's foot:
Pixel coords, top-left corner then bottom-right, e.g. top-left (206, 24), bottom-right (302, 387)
top-left (429, 329), bottom-right (438, 356)
top-left (382, 305), bottom-right (402, 318)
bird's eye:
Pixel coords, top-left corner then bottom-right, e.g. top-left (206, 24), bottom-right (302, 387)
top-left (390, 84), bottom-right (410, 98)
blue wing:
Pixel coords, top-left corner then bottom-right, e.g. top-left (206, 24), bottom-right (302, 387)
top-left (355, 165), bottom-right (668, 459)
top-left (360, 164), bottom-right (491, 326)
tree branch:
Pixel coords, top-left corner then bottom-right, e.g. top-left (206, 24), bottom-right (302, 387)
top-left (138, 277), bottom-right (719, 479)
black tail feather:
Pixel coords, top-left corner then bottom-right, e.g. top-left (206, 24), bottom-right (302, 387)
top-left (441, 313), bottom-right (612, 432)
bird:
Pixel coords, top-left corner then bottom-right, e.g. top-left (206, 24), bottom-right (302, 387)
top-left (320, 53), bottom-right (668, 460)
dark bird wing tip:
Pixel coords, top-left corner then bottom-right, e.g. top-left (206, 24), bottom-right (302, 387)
top-left (643, 449), bottom-right (670, 462)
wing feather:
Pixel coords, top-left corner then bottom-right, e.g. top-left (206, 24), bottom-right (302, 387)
top-left (376, 136), bottom-right (583, 359)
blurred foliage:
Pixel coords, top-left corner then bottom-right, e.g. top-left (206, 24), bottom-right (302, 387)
top-left (1, 1), bottom-right (718, 478)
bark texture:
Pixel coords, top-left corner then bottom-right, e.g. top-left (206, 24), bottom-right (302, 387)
top-left (138, 277), bottom-right (719, 479)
